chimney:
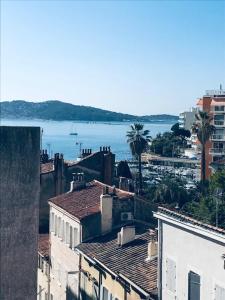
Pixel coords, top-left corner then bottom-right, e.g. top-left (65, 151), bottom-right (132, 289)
top-left (69, 173), bottom-right (86, 192)
top-left (117, 226), bottom-right (135, 246)
top-left (147, 230), bottom-right (158, 261)
top-left (119, 177), bottom-right (129, 191)
top-left (100, 186), bottom-right (113, 234)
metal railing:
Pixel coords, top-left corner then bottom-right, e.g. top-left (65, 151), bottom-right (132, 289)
top-left (211, 134), bottom-right (225, 140)
top-left (210, 148), bottom-right (225, 154)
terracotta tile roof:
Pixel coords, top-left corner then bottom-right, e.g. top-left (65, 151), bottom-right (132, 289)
top-left (38, 234), bottom-right (50, 258)
top-left (158, 207), bottom-right (225, 236)
top-left (49, 180), bottom-right (134, 221)
top-left (77, 227), bottom-right (157, 297)
top-left (41, 162), bottom-right (54, 174)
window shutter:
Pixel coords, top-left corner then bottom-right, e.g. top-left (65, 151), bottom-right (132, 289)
top-left (188, 271), bottom-right (200, 300)
top-left (100, 286), bottom-right (104, 300)
top-left (215, 285), bottom-right (225, 300)
top-left (166, 258), bottom-right (176, 293)
top-left (61, 220), bottom-right (65, 241)
top-left (50, 212), bottom-right (55, 232)
top-left (54, 215), bottom-right (58, 235)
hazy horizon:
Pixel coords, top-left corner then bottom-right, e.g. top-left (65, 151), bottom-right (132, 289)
top-left (1, 0), bottom-right (225, 115)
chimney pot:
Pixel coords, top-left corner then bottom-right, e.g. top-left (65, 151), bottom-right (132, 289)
top-left (117, 226), bottom-right (135, 246)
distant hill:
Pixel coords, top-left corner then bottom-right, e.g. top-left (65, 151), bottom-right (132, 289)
top-left (0, 100), bottom-right (178, 123)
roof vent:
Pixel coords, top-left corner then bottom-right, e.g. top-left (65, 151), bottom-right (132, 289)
top-left (117, 226), bottom-right (135, 246)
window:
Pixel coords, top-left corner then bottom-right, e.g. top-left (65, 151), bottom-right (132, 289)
top-left (38, 254), bottom-right (44, 271)
top-left (80, 272), bottom-right (88, 300)
top-left (92, 282), bottom-right (99, 300)
top-left (54, 215), bottom-right (58, 235)
top-left (50, 212), bottom-right (55, 232)
top-left (50, 294), bottom-right (53, 300)
top-left (166, 258), bottom-right (176, 293)
top-left (102, 287), bottom-right (108, 300)
top-left (45, 292), bottom-right (48, 300)
top-left (66, 222), bottom-right (69, 244)
top-left (215, 285), bottom-right (225, 300)
top-left (188, 271), bottom-right (200, 300)
top-left (74, 227), bottom-right (78, 247)
top-left (69, 226), bottom-right (73, 248)
top-left (38, 285), bottom-right (42, 300)
top-left (62, 220), bottom-right (65, 241)
top-left (58, 217), bottom-right (61, 238)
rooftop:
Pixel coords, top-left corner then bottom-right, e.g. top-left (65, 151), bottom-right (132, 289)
top-left (38, 234), bottom-right (49, 259)
top-left (77, 226), bottom-right (157, 298)
top-left (49, 180), bottom-right (134, 221)
top-left (157, 206), bottom-right (225, 236)
top-left (41, 162), bottom-right (54, 173)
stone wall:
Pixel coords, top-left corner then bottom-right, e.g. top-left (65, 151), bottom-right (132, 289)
top-left (0, 126), bottom-right (40, 300)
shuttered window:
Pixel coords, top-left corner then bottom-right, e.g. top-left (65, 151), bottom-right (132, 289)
top-left (50, 212), bottom-right (55, 232)
top-left (188, 271), bottom-right (200, 300)
top-left (66, 222), bottom-right (69, 244)
top-left (54, 215), bottom-right (58, 235)
top-left (74, 227), bottom-right (78, 247)
top-left (102, 287), bottom-right (108, 300)
top-left (62, 220), bottom-right (65, 242)
top-left (69, 226), bottom-right (73, 248)
top-left (166, 258), bottom-right (176, 293)
top-left (58, 217), bottom-right (61, 238)
top-left (215, 285), bottom-right (225, 300)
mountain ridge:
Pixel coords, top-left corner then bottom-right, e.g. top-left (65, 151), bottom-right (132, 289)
top-left (0, 100), bottom-right (178, 122)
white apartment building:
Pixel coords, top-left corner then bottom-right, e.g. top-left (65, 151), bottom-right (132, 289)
top-left (154, 207), bottom-right (225, 300)
top-left (179, 108), bottom-right (198, 131)
top-left (37, 176), bottom-right (134, 300)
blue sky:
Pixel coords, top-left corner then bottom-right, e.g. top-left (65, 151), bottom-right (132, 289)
top-left (1, 0), bottom-right (225, 115)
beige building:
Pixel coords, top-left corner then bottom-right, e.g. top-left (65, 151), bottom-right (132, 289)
top-left (37, 234), bottom-right (51, 300)
top-left (37, 176), bottom-right (135, 300)
top-left (76, 225), bottom-right (158, 300)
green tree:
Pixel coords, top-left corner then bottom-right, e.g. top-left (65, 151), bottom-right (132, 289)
top-left (127, 123), bottom-right (151, 192)
top-left (192, 111), bottom-right (215, 182)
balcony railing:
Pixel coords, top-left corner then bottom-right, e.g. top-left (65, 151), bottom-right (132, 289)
top-left (209, 148), bottom-right (225, 155)
top-left (211, 107), bottom-right (225, 113)
top-left (214, 120), bottom-right (225, 126)
top-left (211, 134), bottom-right (225, 140)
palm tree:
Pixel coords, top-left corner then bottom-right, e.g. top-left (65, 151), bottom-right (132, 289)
top-left (192, 111), bottom-right (215, 182)
top-left (127, 123), bottom-right (151, 192)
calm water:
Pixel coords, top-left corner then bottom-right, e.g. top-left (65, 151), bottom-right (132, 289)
top-left (1, 119), bottom-right (173, 160)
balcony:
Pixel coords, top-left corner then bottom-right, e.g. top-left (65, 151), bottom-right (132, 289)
top-left (211, 107), bottom-right (225, 113)
top-left (209, 148), bottom-right (225, 155)
top-left (211, 134), bottom-right (225, 141)
top-left (214, 120), bottom-right (225, 126)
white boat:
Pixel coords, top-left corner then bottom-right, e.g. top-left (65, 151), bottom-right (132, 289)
top-left (69, 125), bottom-right (78, 136)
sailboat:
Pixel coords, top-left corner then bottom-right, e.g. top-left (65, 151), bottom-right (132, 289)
top-left (69, 124), bottom-right (78, 136)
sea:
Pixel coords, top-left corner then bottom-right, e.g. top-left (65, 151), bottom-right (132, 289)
top-left (1, 119), bottom-right (173, 161)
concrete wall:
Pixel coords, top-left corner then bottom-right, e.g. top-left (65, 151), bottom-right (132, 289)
top-left (160, 221), bottom-right (225, 300)
top-left (0, 126), bottom-right (40, 300)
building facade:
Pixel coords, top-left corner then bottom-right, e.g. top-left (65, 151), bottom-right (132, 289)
top-left (179, 108), bottom-right (198, 131)
top-left (0, 126), bottom-right (40, 300)
top-left (76, 226), bottom-right (158, 300)
top-left (37, 178), bottom-right (135, 300)
top-left (40, 147), bottom-right (115, 232)
top-left (196, 87), bottom-right (225, 178)
top-left (154, 207), bottom-right (225, 300)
